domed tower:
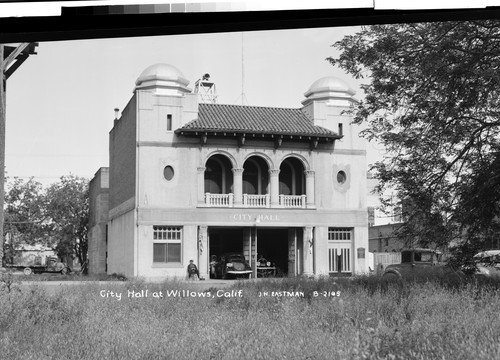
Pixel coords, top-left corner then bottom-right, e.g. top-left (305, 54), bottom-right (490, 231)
top-left (132, 63), bottom-right (198, 132)
top-left (135, 63), bottom-right (191, 96)
top-left (301, 76), bottom-right (362, 150)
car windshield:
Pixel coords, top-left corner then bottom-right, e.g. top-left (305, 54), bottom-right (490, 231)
top-left (227, 255), bottom-right (245, 262)
top-left (418, 252), bottom-right (433, 262)
top-left (401, 250), bottom-right (436, 263)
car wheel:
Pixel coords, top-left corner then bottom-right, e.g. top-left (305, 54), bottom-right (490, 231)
top-left (23, 267), bottom-right (32, 276)
top-left (381, 272), bottom-right (403, 290)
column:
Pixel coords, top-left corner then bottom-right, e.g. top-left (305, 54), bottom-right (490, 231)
top-left (197, 166), bottom-right (206, 206)
top-left (303, 226), bottom-right (314, 276)
top-left (198, 225), bottom-right (208, 279)
top-left (305, 170), bottom-right (315, 208)
top-left (269, 169), bottom-right (280, 207)
top-left (232, 168), bottom-right (244, 206)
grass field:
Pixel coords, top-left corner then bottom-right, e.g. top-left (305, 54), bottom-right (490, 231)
top-left (1, 274), bottom-right (500, 360)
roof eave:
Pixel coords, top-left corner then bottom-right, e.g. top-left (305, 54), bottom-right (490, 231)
top-left (175, 128), bottom-right (341, 141)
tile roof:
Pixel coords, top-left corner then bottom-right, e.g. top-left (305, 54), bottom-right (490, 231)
top-left (176, 103), bottom-right (340, 139)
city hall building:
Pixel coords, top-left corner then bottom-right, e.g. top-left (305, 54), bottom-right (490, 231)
top-left (88, 63), bottom-right (369, 279)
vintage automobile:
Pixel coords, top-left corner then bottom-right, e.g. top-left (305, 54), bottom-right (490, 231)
top-left (256, 255), bottom-right (278, 277)
top-left (382, 248), bottom-right (461, 282)
top-left (470, 250), bottom-right (500, 279)
top-left (214, 253), bottom-right (252, 279)
top-left (7, 256), bottom-right (71, 276)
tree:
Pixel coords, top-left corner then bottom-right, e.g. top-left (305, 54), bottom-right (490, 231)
top-left (2, 177), bottom-right (48, 264)
top-left (329, 20), bottom-right (500, 250)
top-left (44, 175), bottom-right (89, 268)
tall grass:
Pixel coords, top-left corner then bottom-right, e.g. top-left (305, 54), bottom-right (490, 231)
top-left (1, 275), bottom-right (500, 359)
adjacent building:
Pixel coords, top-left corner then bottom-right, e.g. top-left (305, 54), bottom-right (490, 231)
top-left (88, 63), bottom-right (370, 279)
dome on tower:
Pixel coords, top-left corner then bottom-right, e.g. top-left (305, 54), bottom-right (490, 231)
top-left (304, 76), bottom-right (356, 98)
top-left (301, 76), bottom-right (357, 107)
top-left (134, 63), bottom-right (191, 95)
top-left (136, 63), bottom-right (189, 86)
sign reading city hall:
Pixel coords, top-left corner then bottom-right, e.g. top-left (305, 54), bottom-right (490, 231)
top-left (231, 214), bottom-right (282, 222)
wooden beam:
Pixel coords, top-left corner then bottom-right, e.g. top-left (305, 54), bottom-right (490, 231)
top-left (5, 54), bottom-right (28, 80)
top-left (0, 45), bottom-right (5, 267)
top-left (274, 136), bottom-right (283, 149)
top-left (238, 134), bottom-right (246, 147)
top-left (0, 43), bottom-right (37, 267)
top-left (2, 43), bottom-right (30, 69)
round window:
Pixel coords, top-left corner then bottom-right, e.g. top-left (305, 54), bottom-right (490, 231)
top-left (337, 171), bottom-right (347, 184)
top-left (164, 166), bottom-right (174, 181)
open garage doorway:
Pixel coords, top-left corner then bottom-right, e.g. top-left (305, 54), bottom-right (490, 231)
top-left (209, 227), bottom-right (245, 279)
top-left (209, 228), bottom-right (244, 256)
top-left (257, 228), bottom-right (289, 276)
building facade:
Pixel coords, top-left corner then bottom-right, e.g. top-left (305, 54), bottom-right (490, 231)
top-left (88, 167), bottom-right (109, 274)
top-left (89, 63), bottom-right (370, 279)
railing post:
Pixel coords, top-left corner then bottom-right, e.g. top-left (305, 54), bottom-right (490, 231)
top-left (243, 193), bottom-right (248, 207)
top-left (279, 194), bottom-right (284, 207)
top-left (266, 194), bottom-right (271, 208)
top-left (301, 194), bottom-right (306, 208)
top-left (205, 192), bottom-right (210, 206)
top-left (229, 193), bottom-right (234, 207)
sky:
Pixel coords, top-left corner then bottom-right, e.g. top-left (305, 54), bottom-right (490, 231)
top-left (4, 25), bottom-right (385, 186)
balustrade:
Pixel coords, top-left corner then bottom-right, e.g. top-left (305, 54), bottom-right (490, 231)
top-left (203, 193), bottom-right (307, 208)
top-left (205, 193), bottom-right (233, 207)
top-left (279, 194), bottom-right (306, 208)
top-left (243, 194), bottom-right (270, 208)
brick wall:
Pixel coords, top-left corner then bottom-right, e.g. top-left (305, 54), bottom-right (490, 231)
top-left (109, 96), bottom-right (137, 211)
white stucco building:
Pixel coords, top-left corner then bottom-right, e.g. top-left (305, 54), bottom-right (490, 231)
top-left (88, 63), bottom-right (369, 279)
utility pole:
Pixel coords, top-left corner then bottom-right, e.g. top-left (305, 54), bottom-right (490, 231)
top-left (0, 43), bottom-right (37, 268)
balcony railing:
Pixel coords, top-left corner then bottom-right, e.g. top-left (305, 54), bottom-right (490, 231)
top-left (279, 194), bottom-right (306, 208)
top-left (243, 194), bottom-right (270, 208)
top-left (205, 193), bottom-right (233, 207)
top-left (203, 193), bottom-right (309, 208)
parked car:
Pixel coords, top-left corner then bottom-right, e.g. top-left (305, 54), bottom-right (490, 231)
top-left (256, 255), bottom-right (277, 277)
top-left (382, 248), bottom-right (461, 282)
top-left (470, 250), bottom-right (500, 279)
top-left (214, 253), bottom-right (252, 279)
top-left (6, 256), bottom-right (71, 276)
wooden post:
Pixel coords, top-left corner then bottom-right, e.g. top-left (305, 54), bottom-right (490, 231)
top-left (0, 44), bottom-right (5, 267)
top-left (0, 43), bottom-right (37, 268)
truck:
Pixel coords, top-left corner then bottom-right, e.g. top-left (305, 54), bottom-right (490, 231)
top-left (7, 256), bottom-right (71, 275)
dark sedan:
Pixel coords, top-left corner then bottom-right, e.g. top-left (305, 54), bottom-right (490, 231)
top-left (214, 253), bottom-right (252, 279)
top-left (382, 248), bottom-right (462, 282)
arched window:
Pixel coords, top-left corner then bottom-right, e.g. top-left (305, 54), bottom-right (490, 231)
top-left (279, 157), bottom-right (305, 195)
top-left (205, 155), bottom-right (233, 194)
top-left (243, 156), bottom-right (269, 195)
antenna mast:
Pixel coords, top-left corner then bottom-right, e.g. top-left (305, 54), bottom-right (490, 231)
top-left (239, 33), bottom-right (248, 105)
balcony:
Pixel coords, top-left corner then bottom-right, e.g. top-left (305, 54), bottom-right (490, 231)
top-left (243, 194), bottom-right (270, 208)
top-left (279, 194), bottom-right (306, 208)
top-left (203, 193), bottom-right (307, 208)
top-left (205, 193), bottom-right (234, 207)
